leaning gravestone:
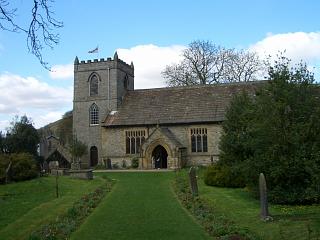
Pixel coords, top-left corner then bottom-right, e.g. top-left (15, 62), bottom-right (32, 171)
top-left (5, 161), bottom-right (12, 184)
top-left (259, 173), bottom-right (271, 221)
top-left (189, 166), bottom-right (198, 197)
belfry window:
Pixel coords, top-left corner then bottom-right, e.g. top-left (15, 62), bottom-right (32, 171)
top-left (89, 74), bottom-right (99, 96)
top-left (190, 128), bottom-right (208, 152)
top-left (89, 103), bottom-right (99, 125)
top-left (125, 130), bottom-right (146, 154)
top-left (124, 74), bottom-right (129, 89)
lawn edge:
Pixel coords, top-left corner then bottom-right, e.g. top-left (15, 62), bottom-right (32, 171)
top-left (29, 176), bottom-right (115, 240)
top-left (172, 170), bottom-right (259, 240)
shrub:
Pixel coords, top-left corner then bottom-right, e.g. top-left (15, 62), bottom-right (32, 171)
top-left (122, 160), bottom-right (127, 169)
top-left (112, 162), bottom-right (119, 169)
top-left (131, 157), bottom-right (139, 168)
top-left (204, 165), bottom-right (245, 188)
top-left (0, 154), bottom-right (10, 183)
top-left (0, 153), bottom-right (38, 183)
top-left (94, 164), bottom-right (106, 170)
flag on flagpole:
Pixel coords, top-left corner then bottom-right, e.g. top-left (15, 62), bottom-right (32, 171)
top-left (88, 46), bottom-right (99, 54)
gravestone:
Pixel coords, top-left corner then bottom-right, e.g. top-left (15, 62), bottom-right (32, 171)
top-left (71, 161), bottom-right (81, 170)
top-left (189, 166), bottom-right (198, 197)
top-left (5, 161), bottom-right (12, 184)
top-left (259, 173), bottom-right (271, 221)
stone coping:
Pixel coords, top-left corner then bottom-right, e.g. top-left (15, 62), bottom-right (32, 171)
top-left (68, 169), bottom-right (93, 180)
top-left (93, 169), bottom-right (174, 173)
top-left (68, 169), bottom-right (94, 173)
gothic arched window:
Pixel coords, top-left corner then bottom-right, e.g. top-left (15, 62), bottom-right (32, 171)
top-left (89, 74), bottom-right (99, 96)
top-left (89, 103), bottom-right (99, 125)
top-left (124, 74), bottom-right (129, 89)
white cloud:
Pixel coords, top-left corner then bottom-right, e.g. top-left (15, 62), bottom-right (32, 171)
top-left (0, 110), bottom-right (66, 132)
top-left (34, 111), bottom-right (65, 129)
top-left (250, 32), bottom-right (320, 63)
top-left (0, 73), bottom-right (72, 131)
top-left (49, 63), bottom-right (73, 80)
top-left (117, 44), bottom-right (186, 89)
top-left (0, 120), bottom-right (9, 133)
top-left (0, 73), bottom-right (72, 111)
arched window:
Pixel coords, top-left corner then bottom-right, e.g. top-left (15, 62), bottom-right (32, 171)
top-left (89, 103), bottom-right (99, 125)
top-left (89, 74), bottom-right (99, 96)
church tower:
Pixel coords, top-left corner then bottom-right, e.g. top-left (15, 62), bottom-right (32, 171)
top-left (73, 52), bottom-right (134, 167)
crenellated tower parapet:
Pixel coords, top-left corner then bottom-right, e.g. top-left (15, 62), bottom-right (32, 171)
top-left (73, 52), bottom-right (134, 168)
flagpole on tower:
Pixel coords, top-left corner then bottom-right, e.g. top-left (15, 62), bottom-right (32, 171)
top-left (97, 45), bottom-right (99, 59)
top-left (88, 45), bottom-right (99, 58)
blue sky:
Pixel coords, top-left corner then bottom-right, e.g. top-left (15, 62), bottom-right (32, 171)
top-left (0, 0), bottom-right (320, 131)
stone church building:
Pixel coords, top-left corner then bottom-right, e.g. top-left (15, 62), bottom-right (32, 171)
top-left (40, 52), bottom-right (261, 169)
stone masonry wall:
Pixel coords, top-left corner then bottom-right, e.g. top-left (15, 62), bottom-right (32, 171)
top-left (101, 123), bottom-right (223, 168)
top-left (73, 56), bottom-right (134, 167)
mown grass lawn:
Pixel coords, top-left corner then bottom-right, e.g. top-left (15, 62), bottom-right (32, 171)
top-left (198, 176), bottom-right (320, 239)
top-left (0, 176), bottom-right (105, 240)
top-left (71, 172), bottom-right (211, 240)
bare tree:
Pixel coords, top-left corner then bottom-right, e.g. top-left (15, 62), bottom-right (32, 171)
top-left (162, 62), bottom-right (198, 87)
top-left (0, 0), bottom-right (63, 68)
top-left (162, 40), bottom-right (265, 86)
top-left (223, 49), bottom-right (265, 82)
top-left (163, 40), bottom-right (230, 86)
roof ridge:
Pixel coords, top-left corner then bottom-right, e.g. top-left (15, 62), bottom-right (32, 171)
top-left (131, 80), bottom-right (268, 92)
top-left (104, 81), bottom-right (264, 127)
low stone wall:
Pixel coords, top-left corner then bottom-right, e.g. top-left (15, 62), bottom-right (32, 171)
top-left (50, 168), bottom-right (70, 176)
top-left (68, 169), bottom-right (93, 180)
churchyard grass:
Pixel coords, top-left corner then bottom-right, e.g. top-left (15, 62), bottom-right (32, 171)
top-left (71, 172), bottom-right (211, 240)
top-left (200, 183), bottom-right (320, 239)
top-left (195, 169), bottom-right (320, 240)
top-left (0, 176), bottom-right (105, 240)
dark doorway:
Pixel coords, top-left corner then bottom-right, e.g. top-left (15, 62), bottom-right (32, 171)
top-left (152, 145), bottom-right (168, 169)
top-left (90, 146), bottom-right (98, 167)
top-left (106, 158), bottom-right (112, 169)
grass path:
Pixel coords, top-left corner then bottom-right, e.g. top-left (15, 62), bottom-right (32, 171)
top-left (0, 176), bottom-right (105, 240)
top-left (71, 172), bottom-right (211, 240)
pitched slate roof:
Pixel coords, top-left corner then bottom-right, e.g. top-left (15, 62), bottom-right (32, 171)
top-left (103, 81), bottom-right (266, 127)
top-left (157, 127), bottom-right (184, 148)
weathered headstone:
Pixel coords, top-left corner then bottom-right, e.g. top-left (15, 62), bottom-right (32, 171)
top-left (259, 173), bottom-right (271, 221)
top-left (71, 161), bottom-right (81, 170)
top-left (55, 170), bottom-right (59, 198)
top-left (5, 161), bottom-right (12, 184)
top-left (189, 166), bottom-right (198, 197)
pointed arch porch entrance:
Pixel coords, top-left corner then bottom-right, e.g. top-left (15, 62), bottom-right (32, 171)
top-left (152, 145), bottom-right (168, 169)
top-left (140, 127), bottom-right (185, 170)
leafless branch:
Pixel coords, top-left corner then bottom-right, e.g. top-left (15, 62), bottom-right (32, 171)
top-left (162, 40), bottom-right (266, 86)
top-left (0, 0), bottom-right (63, 69)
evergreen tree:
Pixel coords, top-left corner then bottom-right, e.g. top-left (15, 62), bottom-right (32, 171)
top-left (219, 91), bottom-right (256, 167)
top-left (5, 115), bottom-right (39, 156)
top-left (214, 56), bottom-right (320, 204)
top-left (245, 58), bottom-right (320, 204)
